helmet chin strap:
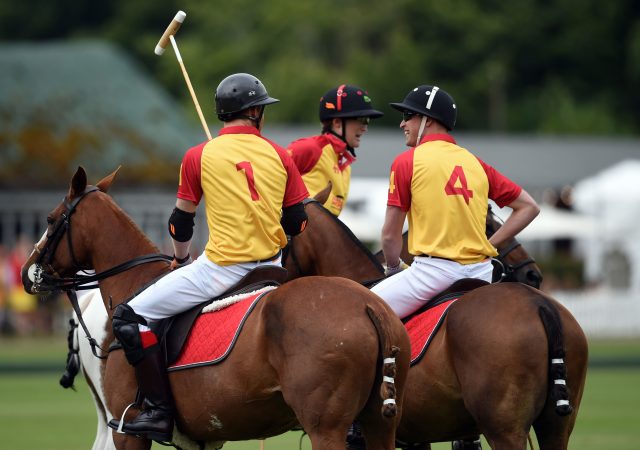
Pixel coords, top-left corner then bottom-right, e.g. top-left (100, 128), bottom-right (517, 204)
top-left (238, 106), bottom-right (265, 130)
top-left (416, 116), bottom-right (428, 146)
top-left (329, 118), bottom-right (356, 155)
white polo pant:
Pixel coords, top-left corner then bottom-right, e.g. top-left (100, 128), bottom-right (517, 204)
top-left (371, 255), bottom-right (492, 319)
top-left (129, 252), bottom-right (282, 324)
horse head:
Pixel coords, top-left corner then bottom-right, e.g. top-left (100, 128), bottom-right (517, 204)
top-left (486, 206), bottom-right (543, 288)
top-left (21, 167), bottom-right (121, 294)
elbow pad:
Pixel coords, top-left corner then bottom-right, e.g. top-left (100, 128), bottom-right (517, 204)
top-left (168, 207), bottom-right (196, 242)
top-left (281, 202), bottom-right (308, 236)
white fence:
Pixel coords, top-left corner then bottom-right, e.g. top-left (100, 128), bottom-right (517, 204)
top-left (554, 289), bottom-right (640, 338)
top-left (0, 190), bottom-right (209, 254)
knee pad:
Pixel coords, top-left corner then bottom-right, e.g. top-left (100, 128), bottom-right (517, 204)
top-left (112, 304), bottom-right (148, 365)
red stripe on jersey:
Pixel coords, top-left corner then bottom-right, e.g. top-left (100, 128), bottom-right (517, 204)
top-left (177, 141), bottom-right (206, 204)
top-left (476, 157), bottom-right (522, 207)
top-left (387, 148), bottom-right (414, 211)
top-left (261, 137), bottom-right (309, 207)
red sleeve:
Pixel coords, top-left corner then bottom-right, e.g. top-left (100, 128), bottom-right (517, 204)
top-left (387, 149), bottom-right (414, 211)
top-left (177, 142), bottom-right (206, 205)
top-left (287, 136), bottom-right (325, 175)
top-left (476, 157), bottom-right (522, 207)
top-left (267, 140), bottom-right (310, 207)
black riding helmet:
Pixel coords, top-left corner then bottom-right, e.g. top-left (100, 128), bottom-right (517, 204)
top-left (390, 85), bottom-right (457, 131)
top-left (319, 84), bottom-right (384, 122)
top-left (215, 73), bottom-right (279, 122)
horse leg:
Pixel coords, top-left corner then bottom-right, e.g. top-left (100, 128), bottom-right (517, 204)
top-left (111, 433), bottom-right (152, 450)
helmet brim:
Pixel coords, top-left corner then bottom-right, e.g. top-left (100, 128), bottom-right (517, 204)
top-left (389, 102), bottom-right (424, 115)
top-left (248, 96), bottom-right (279, 108)
top-left (324, 108), bottom-right (384, 119)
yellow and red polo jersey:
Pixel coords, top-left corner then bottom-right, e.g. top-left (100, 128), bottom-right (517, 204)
top-left (177, 126), bottom-right (308, 266)
top-left (387, 134), bottom-right (521, 264)
top-left (287, 133), bottom-right (355, 216)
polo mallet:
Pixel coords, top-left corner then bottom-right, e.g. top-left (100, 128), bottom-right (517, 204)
top-left (155, 11), bottom-right (212, 140)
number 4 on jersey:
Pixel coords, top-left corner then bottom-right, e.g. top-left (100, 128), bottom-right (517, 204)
top-left (444, 165), bottom-right (473, 205)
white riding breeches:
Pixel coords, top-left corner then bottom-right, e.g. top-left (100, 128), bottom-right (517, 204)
top-left (128, 252), bottom-right (282, 324)
top-left (371, 255), bottom-right (492, 320)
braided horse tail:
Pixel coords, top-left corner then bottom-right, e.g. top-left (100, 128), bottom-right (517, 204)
top-left (365, 306), bottom-right (400, 418)
top-left (536, 298), bottom-right (573, 416)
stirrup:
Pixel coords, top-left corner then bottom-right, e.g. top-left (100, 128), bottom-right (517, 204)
top-left (114, 402), bottom-right (137, 434)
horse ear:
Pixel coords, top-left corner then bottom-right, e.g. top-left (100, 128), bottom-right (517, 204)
top-left (96, 166), bottom-right (121, 193)
top-left (69, 166), bottom-right (88, 199)
top-left (314, 181), bottom-right (333, 205)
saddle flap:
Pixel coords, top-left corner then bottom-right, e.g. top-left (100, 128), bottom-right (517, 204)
top-left (163, 266), bottom-right (288, 365)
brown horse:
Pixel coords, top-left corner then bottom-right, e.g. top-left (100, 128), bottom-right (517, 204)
top-left (21, 167), bottom-right (411, 450)
top-left (285, 200), bottom-right (588, 449)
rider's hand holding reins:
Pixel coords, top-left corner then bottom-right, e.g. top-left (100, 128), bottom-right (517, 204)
top-left (385, 259), bottom-right (409, 277)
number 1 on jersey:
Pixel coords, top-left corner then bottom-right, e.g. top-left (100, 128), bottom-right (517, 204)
top-left (236, 161), bottom-right (260, 201)
top-left (444, 165), bottom-right (473, 205)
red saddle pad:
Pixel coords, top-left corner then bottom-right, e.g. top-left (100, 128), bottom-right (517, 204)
top-left (405, 298), bottom-right (457, 365)
top-left (168, 290), bottom-right (270, 371)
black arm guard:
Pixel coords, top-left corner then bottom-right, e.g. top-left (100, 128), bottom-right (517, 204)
top-left (281, 202), bottom-right (308, 236)
top-left (168, 207), bottom-right (196, 242)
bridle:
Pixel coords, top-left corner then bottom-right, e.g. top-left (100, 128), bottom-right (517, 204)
top-left (28, 186), bottom-right (172, 358)
top-left (492, 238), bottom-right (537, 282)
top-left (30, 186), bottom-right (172, 293)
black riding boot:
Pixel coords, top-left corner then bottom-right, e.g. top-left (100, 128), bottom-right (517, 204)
top-left (108, 304), bottom-right (175, 442)
top-left (121, 345), bottom-right (174, 441)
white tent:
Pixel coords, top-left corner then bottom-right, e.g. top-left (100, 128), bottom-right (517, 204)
top-left (490, 204), bottom-right (596, 241)
top-left (572, 160), bottom-right (640, 290)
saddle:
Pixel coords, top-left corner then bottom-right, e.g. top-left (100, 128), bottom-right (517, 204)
top-left (156, 266), bottom-right (288, 365)
top-left (402, 278), bottom-right (489, 324)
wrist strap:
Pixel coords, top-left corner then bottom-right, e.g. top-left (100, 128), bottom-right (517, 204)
top-left (174, 254), bottom-right (190, 264)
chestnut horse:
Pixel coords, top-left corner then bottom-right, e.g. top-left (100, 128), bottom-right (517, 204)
top-left (22, 168), bottom-right (411, 450)
top-left (286, 200), bottom-right (587, 449)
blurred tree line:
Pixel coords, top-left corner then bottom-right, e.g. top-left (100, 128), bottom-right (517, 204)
top-left (1, 0), bottom-right (638, 134)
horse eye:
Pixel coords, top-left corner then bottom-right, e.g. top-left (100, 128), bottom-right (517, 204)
top-left (46, 216), bottom-right (54, 225)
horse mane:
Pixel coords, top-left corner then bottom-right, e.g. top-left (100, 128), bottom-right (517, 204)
top-left (306, 200), bottom-right (384, 272)
top-left (98, 189), bottom-right (161, 253)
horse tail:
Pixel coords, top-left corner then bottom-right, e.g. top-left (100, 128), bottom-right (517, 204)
top-left (536, 297), bottom-right (573, 416)
top-left (365, 305), bottom-right (399, 418)
top-left (59, 317), bottom-right (81, 390)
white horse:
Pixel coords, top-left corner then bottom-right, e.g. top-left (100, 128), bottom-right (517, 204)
top-left (70, 289), bottom-right (115, 450)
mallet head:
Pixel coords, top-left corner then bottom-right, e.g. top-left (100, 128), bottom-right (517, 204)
top-left (155, 10), bottom-right (186, 56)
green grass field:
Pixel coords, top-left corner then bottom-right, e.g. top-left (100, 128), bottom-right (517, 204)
top-left (1, 336), bottom-right (639, 449)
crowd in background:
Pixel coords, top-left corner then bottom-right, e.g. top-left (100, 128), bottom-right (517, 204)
top-left (0, 236), bottom-right (66, 336)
